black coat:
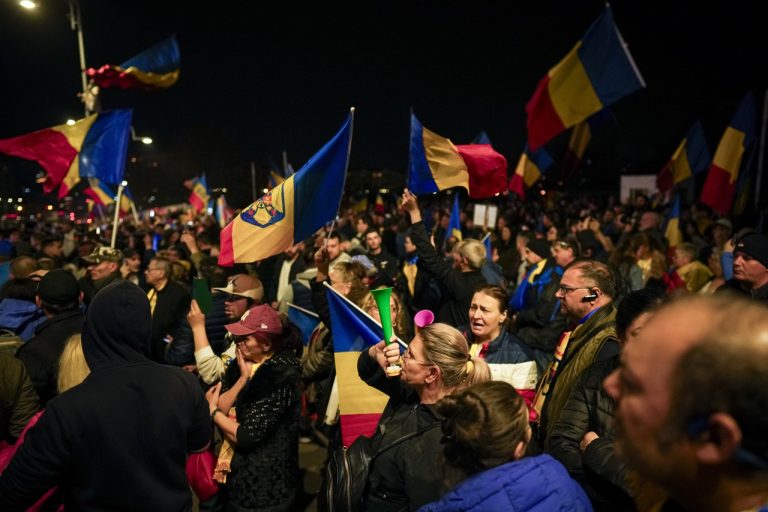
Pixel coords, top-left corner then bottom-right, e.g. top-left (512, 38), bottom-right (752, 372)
top-left (548, 356), bottom-right (634, 511)
top-left (408, 221), bottom-right (487, 328)
top-left (223, 350), bottom-right (302, 511)
top-left (357, 353), bottom-right (444, 512)
top-left (148, 280), bottom-right (191, 363)
top-left (15, 309), bottom-right (84, 404)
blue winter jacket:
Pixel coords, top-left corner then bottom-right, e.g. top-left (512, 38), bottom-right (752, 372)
top-left (418, 454), bottom-right (592, 512)
top-left (0, 299), bottom-right (46, 342)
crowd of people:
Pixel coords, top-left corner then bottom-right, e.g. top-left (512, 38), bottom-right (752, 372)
top-left (0, 185), bottom-right (766, 512)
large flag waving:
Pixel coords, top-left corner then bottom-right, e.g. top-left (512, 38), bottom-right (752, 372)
top-left (0, 110), bottom-right (132, 197)
top-left (83, 178), bottom-right (116, 206)
top-left (219, 110), bottom-right (354, 266)
top-left (409, 113), bottom-right (507, 198)
top-left (87, 36), bottom-right (180, 90)
top-left (525, 7), bottom-right (645, 150)
top-left (700, 93), bottom-right (757, 215)
top-left (408, 112), bottom-right (469, 195)
top-left (657, 121), bottom-right (710, 195)
top-left (326, 286), bottom-right (390, 447)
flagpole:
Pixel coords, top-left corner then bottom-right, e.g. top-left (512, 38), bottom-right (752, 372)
top-left (322, 281), bottom-right (408, 349)
top-left (282, 150), bottom-right (289, 175)
top-left (754, 88), bottom-right (768, 209)
top-left (287, 302), bottom-right (320, 318)
top-left (111, 182), bottom-right (125, 248)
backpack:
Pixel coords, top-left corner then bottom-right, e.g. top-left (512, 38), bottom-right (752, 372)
top-left (320, 422), bottom-right (441, 512)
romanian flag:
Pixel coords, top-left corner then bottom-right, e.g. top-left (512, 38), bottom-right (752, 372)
top-left (351, 196), bottom-right (368, 213)
top-left (119, 186), bottom-right (136, 216)
top-left (189, 174), bottom-right (211, 213)
top-left (215, 195), bottom-right (234, 228)
top-left (287, 303), bottom-right (320, 346)
top-left (0, 110), bottom-right (132, 198)
top-left (509, 145), bottom-right (553, 199)
top-left (525, 7), bottom-right (645, 151)
top-left (456, 144), bottom-right (508, 199)
top-left (374, 193), bottom-right (385, 214)
top-left (408, 112), bottom-right (468, 195)
top-left (83, 178), bottom-right (116, 206)
top-left (326, 286), bottom-right (390, 447)
top-left (447, 194), bottom-right (462, 242)
top-left (664, 193), bottom-right (683, 252)
top-left (408, 113), bottom-right (507, 199)
top-left (700, 93), bottom-right (757, 215)
top-left (483, 233), bottom-right (493, 263)
top-left (219, 111), bottom-right (354, 266)
top-left (657, 121), bottom-right (711, 195)
top-left (86, 36), bottom-right (180, 90)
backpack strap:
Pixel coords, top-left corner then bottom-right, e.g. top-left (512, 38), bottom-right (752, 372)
top-left (372, 421), bottom-right (441, 460)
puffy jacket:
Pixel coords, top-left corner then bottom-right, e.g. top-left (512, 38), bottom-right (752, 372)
top-left (0, 299), bottom-right (46, 342)
top-left (418, 454), bottom-right (592, 512)
top-left (548, 356), bottom-right (634, 511)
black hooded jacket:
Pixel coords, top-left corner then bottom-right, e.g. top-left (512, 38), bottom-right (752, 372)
top-left (0, 281), bottom-right (211, 512)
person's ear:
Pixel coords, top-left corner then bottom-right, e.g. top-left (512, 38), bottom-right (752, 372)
top-left (424, 366), bottom-right (440, 385)
top-left (513, 440), bottom-right (527, 461)
top-left (35, 296), bottom-right (43, 309)
top-left (694, 413), bottom-right (741, 465)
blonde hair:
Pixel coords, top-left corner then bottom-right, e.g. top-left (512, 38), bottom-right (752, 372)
top-left (361, 289), bottom-right (409, 340)
top-left (452, 239), bottom-right (486, 270)
top-left (419, 323), bottom-right (490, 392)
top-left (57, 334), bottom-right (91, 393)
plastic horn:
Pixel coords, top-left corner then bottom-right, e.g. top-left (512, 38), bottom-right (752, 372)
top-left (371, 287), bottom-right (393, 345)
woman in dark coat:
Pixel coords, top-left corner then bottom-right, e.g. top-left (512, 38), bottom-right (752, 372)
top-left (205, 304), bottom-right (303, 512)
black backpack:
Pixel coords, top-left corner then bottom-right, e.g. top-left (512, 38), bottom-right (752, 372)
top-left (319, 422), bottom-right (440, 512)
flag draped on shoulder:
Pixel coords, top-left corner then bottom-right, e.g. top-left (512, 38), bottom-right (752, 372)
top-left (326, 286), bottom-right (390, 447)
top-left (87, 36), bottom-right (180, 90)
top-left (525, 7), bottom-right (645, 151)
top-left (509, 145), bottom-right (553, 199)
top-left (188, 174), bottom-right (211, 213)
top-left (657, 121), bottom-right (710, 195)
top-left (0, 110), bottom-right (132, 198)
top-left (219, 111), bottom-right (354, 266)
top-left (700, 93), bottom-right (756, 215)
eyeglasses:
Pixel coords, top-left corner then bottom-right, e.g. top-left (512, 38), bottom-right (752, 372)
top-left (556, 285), bottom-right (592, 295)
top-left (403, 346), bottom-right (433, 366)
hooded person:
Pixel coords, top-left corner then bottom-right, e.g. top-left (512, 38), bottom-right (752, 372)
top-left (0, 281), bottom-right (211, 511)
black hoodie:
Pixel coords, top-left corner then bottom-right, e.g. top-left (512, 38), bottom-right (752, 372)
top-left (0, 281), bottom-right (211, 511)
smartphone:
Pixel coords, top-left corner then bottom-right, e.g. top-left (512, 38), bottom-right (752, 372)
top-left (192, 277), bottom-right (213, 315)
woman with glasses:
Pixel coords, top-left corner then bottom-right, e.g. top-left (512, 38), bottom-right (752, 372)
top-left (418, 381), bottom-right (591, 512)
top-left (358, 323), bottom-right (491, 511)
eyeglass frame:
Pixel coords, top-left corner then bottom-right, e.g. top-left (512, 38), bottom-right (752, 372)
top-left (556, 285), bottom-right (593, 296)
top-left (403, 345), bottom-right (434, 367)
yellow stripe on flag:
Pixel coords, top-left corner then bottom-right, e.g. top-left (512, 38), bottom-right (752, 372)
top-left (53, 114), bottom-right (99, 193)
top-left (548, 42), bottom-right (603, 127)
top-left (335, 352), bottom-right (389, 416)
top-left (231, 175), bottom-right (296, 262)
top-left (712, 127), bottom-right (747, 184)
top-left (422, 127), bottom-right (469, 191)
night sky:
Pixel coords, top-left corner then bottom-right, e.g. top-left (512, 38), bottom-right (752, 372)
top-left (0, 1), bottom-right (766, 208)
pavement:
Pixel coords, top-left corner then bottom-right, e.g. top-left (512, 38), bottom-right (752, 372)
top-left (297, 437), bottom-right (327, 511)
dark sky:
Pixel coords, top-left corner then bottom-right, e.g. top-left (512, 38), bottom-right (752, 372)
top-left (1, 1), bottom-right (766, 207)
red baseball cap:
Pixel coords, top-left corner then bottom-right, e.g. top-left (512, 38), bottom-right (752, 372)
top-left (225, 304), bottom-right (282, 336)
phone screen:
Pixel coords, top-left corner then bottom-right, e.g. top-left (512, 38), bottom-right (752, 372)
top-left (192, 278), bottom-right (213, 315)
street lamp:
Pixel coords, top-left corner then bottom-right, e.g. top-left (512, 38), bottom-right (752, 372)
top-left (19, 0), bottom-right (91, 116)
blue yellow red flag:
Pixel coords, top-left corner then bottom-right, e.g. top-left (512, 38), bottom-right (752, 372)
top-left (87, 36), bottom-right (180, 90)
top-left (0, 110), bottom-right (132, 198)
top-left (509, 145), bottom-right (553, 198)
top-left (447, 194), bottom-right (462, 242)
top-left (219, 110), bottom-right (354, 266)
top-left (526, 7), bottom-right (645, 150)
top-left (189, 174), bottom-right (211, 213)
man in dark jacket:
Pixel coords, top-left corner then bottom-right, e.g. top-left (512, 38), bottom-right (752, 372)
top-left (144, 256), bottom-right (191, 363)
top-left (400, 190), bottom-right (487, 328)
top-left (719, 233), bottom-right (768, 302)
top-left (0, 281), bottom-right (211, 510)
top-left (15, 269), bottom-right (84, 404)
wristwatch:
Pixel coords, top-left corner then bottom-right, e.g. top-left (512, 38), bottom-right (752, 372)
top-left (211, 408), bottom-right (222, 420)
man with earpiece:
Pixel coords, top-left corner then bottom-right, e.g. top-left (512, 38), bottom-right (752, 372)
top-left (532, 259), bottom-right (620, 450)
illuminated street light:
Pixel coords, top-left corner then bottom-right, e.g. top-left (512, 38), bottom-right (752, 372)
top-left (141, 137), bottom-right (153, 145)
top-left (66, 119), bottom-right (76, 126)
top-left (19, 0), bottom-right (38, 10)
